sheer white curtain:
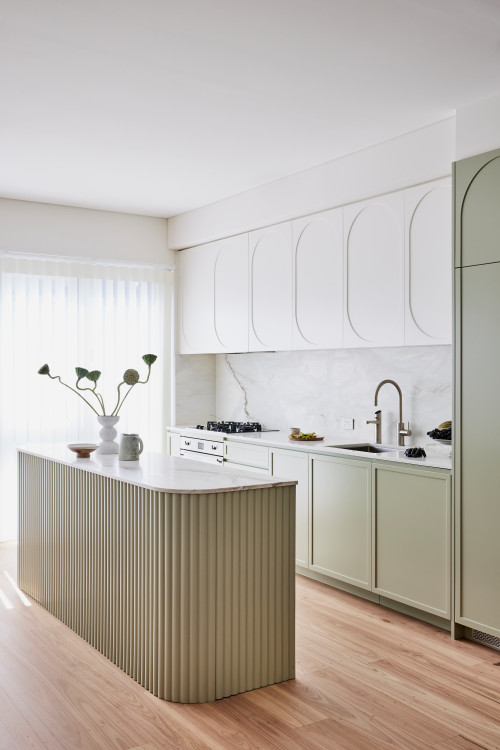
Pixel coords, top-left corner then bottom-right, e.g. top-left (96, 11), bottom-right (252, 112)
top-left (0, 255), bottom-right (171, 541)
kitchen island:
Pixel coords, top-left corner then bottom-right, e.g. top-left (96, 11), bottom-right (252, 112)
top-left (17, 445), bottom-right (296, 703)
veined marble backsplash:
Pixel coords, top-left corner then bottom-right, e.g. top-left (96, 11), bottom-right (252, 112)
top-left (215, 346), bottom-right (452, 446)
top-left (175, 353), bottom-right (216, 426)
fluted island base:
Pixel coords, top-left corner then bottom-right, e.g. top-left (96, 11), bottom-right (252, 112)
top-left (17, 451), bottom-right (295, 703)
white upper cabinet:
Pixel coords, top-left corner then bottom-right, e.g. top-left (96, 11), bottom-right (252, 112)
top-left (404, 179), bottom-right (452, 345)
top-left (177, 235), bottom-right (249, 354)
top-left (292, 208), bottom-right (343, 349)
top-left (249, 223), bottom-right (293, 351)
top-left (343, 192), bottom-right (405, 348)
top-left (177, 179), bottom-right (451, 354)
top-left (177, 242), bottom-right (218, 354)
top-left (214, 234), bottom-right (249, 352)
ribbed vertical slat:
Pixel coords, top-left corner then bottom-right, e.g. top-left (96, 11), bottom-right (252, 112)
top-left (214, 486), bottom-right (296, 699)
top-left (17, 453), bottom-right (295, 703)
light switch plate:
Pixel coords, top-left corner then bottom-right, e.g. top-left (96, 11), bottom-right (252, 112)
top-left (342, 418), bottom-right (354, 430)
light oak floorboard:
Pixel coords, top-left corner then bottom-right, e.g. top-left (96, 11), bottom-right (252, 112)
top-left (2, 542), bottom-right (500, 749)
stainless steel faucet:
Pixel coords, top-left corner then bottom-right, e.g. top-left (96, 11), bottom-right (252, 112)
top-left (367, 379), bottom-right (412, 446)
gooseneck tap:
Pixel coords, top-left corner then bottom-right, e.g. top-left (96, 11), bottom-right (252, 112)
top-left (371, 379), bottom-right (412, 447)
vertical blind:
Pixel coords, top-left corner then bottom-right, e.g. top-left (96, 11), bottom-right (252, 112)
top-left (0, 255), bottom-right (171, 541)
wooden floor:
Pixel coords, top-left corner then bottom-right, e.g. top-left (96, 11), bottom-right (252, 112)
top-left (1, 542), bottom-right (500, 750)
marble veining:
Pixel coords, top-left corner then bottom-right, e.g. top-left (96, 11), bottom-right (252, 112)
top-left (175, 353), bottom-right (216, 426)
top-left (215, 346), bottom-right (452, 448)
top-left (17, 445), bottom-right (296, 494)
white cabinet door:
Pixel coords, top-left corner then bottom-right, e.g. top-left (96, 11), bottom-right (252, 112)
top-left (343, 192), bottom-right (405, 348)
top-left (249, 223), bottom-right (293, 351)
top-left (292, 208), bottom-right (343, 349)
top-left (404, 179), bottom-right (452, 345)
top-left (214, 234), bottom-right (249, 352)
top-left (177, 236), bottom-right (249, 354)
top-left (272, 449), bottom-right (309, 568)
top-left (166, 431), bottom-right (181, 457)
top-left (177, 242), bottom-right (218, 354)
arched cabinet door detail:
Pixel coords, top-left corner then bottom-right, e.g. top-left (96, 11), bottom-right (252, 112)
top-left (214, 234), bottom-right (249, 352)
top-left (249, 223), bottom-right (293, 351)
top-left (405, 179), bottom-right (452, 345)
top-left (343, 193), bottom-right (404, 348)
top-left (458, 154), bottom-right (500, 267)
top-left (177, 242), bottom-right (218, 354)
top-left (292, 208), bottom-right (343, 350)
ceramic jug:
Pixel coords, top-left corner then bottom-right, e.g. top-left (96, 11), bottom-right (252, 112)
top-left (119, 433), bottom-right (144, 461)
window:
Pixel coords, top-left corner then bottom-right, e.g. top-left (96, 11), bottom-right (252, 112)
top-left (0, 256), bottom-right (171, 541)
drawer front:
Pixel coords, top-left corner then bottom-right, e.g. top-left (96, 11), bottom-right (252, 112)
top-left (224, 441), bottom-right (269, 469)
top-left (223, 461), bottom-right (269, 475)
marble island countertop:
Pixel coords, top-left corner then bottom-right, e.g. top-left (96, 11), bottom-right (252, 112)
top-left (169, 427), bottom-right (452, 471)
top-left (17, 444), bottom-right (298, 494)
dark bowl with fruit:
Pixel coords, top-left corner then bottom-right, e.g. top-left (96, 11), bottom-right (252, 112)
top-left (427, 420), bottom-right (452, 444)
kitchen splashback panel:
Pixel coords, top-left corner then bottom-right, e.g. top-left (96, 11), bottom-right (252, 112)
top-left (215, 346), bottom-right (452, 446)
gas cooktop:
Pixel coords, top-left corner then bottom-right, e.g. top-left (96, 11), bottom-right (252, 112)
top-left (195, 421), bottom-right (274, 434)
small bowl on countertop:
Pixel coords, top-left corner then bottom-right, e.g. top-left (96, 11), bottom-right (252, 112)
top-left (68, 443), bottom-right (98, 458)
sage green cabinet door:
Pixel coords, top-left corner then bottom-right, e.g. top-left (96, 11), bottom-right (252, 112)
top-left (373, 465), bottom-right (451, 618)
top-left (455, 147), bottom-right (500, 267)
top-left (310, 455), bottom-right (371, 589)
top-left (457, 263), bottom-right (500, 636)
top-left (272, 449), bottom-right (309, 568)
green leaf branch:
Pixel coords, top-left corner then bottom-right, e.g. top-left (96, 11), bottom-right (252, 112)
top-left (37, 354), bottom-right (158, 416)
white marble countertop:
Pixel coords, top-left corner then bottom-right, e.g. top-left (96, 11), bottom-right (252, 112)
top-left (169, 427), bottom-right (452, 471)
top-left (17, 444), bottom-right (297, 494)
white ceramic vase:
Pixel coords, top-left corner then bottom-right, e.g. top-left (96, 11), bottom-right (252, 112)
top-left (96, 415), bottom-right (120, 454)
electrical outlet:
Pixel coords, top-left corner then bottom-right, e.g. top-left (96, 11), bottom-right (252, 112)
top-left (342, 418), bottom-right (354, 430)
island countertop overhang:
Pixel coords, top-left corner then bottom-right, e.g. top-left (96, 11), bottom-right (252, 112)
top-left (17, 444), bottom-right (297, 495)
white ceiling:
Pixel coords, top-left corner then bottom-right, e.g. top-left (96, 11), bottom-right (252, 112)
top-left (2, 0), bottom-right (500, 218)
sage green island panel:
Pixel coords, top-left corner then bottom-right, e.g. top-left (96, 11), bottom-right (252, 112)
top-left (310, 455), bottom-right (371, 589)
top-left (373, 464), bottom-right (451, 618)
top-left (17, 448), bottom-right (295, 703)
top-left (457, 262), bottom-right (500, 636)
top-left (454, 147), bottom-right (500, 268)
top-left (271, 448), bottom-right (309, 568)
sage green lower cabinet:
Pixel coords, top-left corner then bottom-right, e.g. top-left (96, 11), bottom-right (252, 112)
top-left (310, 455), bottom-right (371, 589)
top-left (271, 448), bottom-right (309, 568)
top-left (456, 262), bottom-right (500, 637)
top-left (373, 464), bottom-right (451, 619)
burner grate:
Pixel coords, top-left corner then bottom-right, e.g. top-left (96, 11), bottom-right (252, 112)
top-left (200, 421), bottom-right (263, 434)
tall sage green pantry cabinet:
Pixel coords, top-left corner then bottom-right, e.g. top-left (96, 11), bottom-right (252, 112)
top-left (455, 147), bottom-right (500, 639)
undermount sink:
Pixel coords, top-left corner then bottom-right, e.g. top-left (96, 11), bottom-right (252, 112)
top-left (325, 443), bottom-right (398, 454)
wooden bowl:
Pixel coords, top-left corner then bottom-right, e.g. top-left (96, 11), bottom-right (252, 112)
top-left (68, 443), bottom-right (98, 458)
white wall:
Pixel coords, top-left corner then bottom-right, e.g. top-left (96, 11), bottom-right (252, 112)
top-left (0, 197), bottom-right (170, 265)
top-left (455, 93), bottom-right (500, 160)
top-left (168, 118), bottom-right (455, 250)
